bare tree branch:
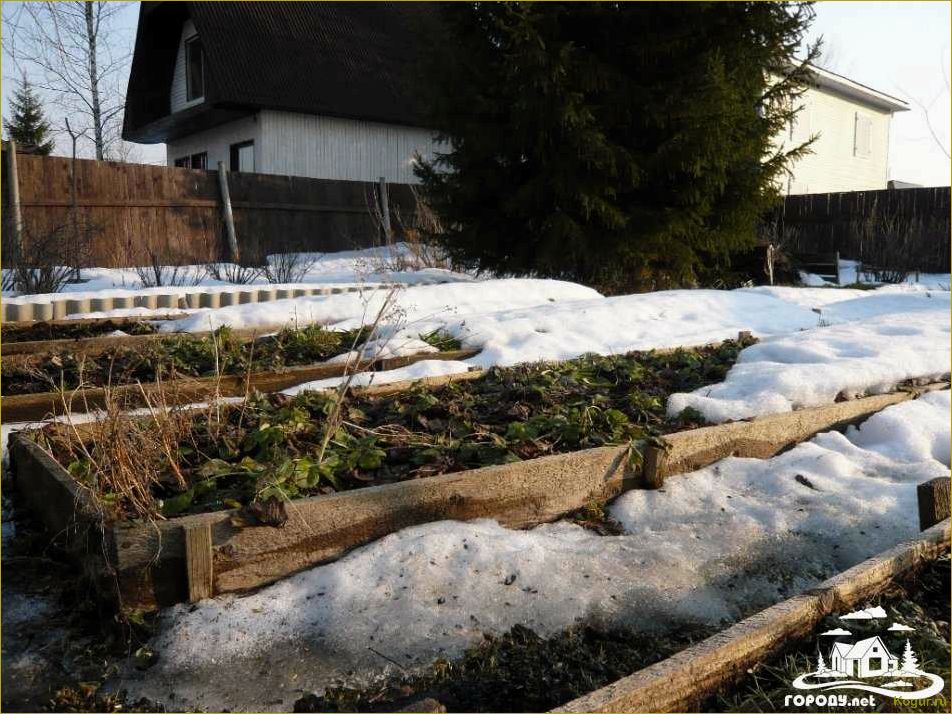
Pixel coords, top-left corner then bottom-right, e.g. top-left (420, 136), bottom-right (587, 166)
top-left (3, 1), bottom-right (133, 160)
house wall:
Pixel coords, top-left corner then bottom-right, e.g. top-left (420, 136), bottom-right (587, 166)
top-left (782, 85), bottom-right (892, 195)
top-left (256, 110), bottom-right (439, 183)
top-left (166, 114), bottom-right (261, 169)
top-left (170, 19), bottom-right (203, 114)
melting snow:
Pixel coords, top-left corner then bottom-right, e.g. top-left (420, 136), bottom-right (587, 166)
top-left (118, 391), bottom-right (950, 711)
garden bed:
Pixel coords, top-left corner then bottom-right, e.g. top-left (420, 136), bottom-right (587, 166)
top-left (1, 325), bottom-right (461, 396)
top-left (555, 519), bottom-right (951, 713)
top-left (0, 324), bottom-right (469, 421)
top-left (711, 553), bottom-right (950, 713)
top-left (289, 530), bottom-right (951, 713)
top-left (1, 317), bottom-right (162, 344)
top-left (11, 336), bottom-right (946, 609)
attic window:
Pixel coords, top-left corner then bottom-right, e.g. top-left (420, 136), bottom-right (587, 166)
top-left (854, 112), bottom-right (872, 158)
top-left (185, 35), bottom-right (204, 102)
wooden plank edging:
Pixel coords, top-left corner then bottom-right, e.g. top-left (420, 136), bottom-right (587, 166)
top-left (10, 383), bottom-right (947, 609)
top-left (0, 349), bottom-right (480, 422)
top-left (1, 324), bottom-right (287, 359)
top-left (553, 519), bottom-right (951, 713)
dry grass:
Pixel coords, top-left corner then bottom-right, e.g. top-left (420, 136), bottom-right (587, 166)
top-left (34, 287), bottom-right (406, 523)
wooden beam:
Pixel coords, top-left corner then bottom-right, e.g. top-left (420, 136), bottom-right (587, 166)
top-left (185, 523), bottom-right (214, 602)
top-left (918, 477), bottom-right (951, 531)
top-left (0, 349), bottom-right (480, 422)
top-left (217, 161), bottom-right (240, 263)
top-left (553, 520), bottom-right (951, 713)
top-left (641, 445), bottom-right (666, 489)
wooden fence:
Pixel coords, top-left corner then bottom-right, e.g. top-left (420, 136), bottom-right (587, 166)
top-left (1, 149), bottom-right (416, 268)
top-left (769, 186), bottom-right (950, 274)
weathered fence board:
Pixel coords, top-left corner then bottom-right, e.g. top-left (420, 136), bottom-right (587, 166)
top-left (770, 187), bottom-right (950, 274)
top-left (1, 150), bottom-right (415, 268)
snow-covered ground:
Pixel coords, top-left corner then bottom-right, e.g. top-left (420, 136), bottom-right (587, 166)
top-left (0, 245), bottom-right (473, 303)
top-left (116, 391), bottom-right (950, 711)
top-left (160, 280), bottom-right (947, 404)
top-left (668, 296), bottom-right (950, 423)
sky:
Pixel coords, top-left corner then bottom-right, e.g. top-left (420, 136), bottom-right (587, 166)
top-left (1, 1), bottom-right (950, 185)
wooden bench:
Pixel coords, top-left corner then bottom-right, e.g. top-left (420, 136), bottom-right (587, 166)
top-left (795, 251), bottom-right (840, 284)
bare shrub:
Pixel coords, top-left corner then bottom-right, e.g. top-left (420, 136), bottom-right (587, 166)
top-left (205, 262), bottom-right (262, 285)
top-left (367, 185), bottom-right (453, 272)
top-left (133, 249), bottom-right (204, 288)
top-left (1, 219), bottom-right (96, 294)
top-left (262, 251), bottom-right (320, 284)
top-left (38, 330), bottom-right (255, 521)
top-left (858, 209), bottom-right (918, 284)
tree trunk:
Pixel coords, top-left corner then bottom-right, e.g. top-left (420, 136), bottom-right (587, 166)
top-left (84, 2), bottom-right (104, 160)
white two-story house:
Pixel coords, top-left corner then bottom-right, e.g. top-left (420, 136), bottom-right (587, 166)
top-left (781, 64), bottom-right (909, 194)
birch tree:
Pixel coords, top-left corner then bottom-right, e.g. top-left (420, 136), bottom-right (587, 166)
top-left (2, 1), bottom-right (131, 160)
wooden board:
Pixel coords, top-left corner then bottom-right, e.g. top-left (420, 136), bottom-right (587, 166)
top-left (2, 313), bottom-right (188, 331)
top-left (554, 519), bottom-right (951, 713)
top-left (2, 324), bottom-right (294, 360)
top-left (11, 384), bottom-right (947, 609)
top-left (0, 349), bottom-right (479, 422)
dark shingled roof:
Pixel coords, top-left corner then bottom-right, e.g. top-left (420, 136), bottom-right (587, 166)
top-left (123, 2), bottom-right (439, 143)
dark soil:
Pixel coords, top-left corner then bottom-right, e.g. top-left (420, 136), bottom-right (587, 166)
top-left (0, 319), bottom-right (157, 344)
top-left (294, 622), bottom-right (719, 713)
top-left (0, 491), bottom-right (163, 713)
top-left (292, 553), bottom-right (951, 713)
top-left (37, 337), bottom-right (754, 520)
top-left (709, 552), bottom-right (951, 713)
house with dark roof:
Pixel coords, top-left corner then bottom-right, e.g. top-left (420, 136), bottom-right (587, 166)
top-left (123, 3), bottom-right (908, 194)
top-left (122, 2), bottom-right (439, 183)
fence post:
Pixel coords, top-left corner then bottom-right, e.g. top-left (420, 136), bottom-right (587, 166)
top-left (378, 176), bottom-right (391, 240)
top-left (4, 139), bottom-right (24, 260)
top-left (917, 477), bottom-right (950, 531)
top-left (217, 161), bottom-right (240, 264)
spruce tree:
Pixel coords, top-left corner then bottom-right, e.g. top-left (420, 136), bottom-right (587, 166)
top-left (416, 3), bottom-right (818, 293)
top-left (900, 639), bottom-right (920, 673)
top-left (4, 76), bottom-right (54, 155)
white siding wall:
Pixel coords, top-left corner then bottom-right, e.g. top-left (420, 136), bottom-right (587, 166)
top-left (170, 20), bottom-right (203, 114)
top-left (166, 114), bottom-right (260, 169)
top-left (257, 110), bottom-right (439, 183)
top-left (781, 86), bottom-right (892, 194)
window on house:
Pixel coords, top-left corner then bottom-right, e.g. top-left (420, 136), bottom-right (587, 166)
top-left (185, 35), bottom-right (205, 101)
top-left (854, 112), bottom-right (873, 158)
top-left (174, 152), bottom-right (208, 170)
top-left (230, 140), bottom-right (255, 172)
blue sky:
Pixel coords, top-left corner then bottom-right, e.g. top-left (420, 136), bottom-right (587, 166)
top-left (3, 1), bottom-right (950, 185)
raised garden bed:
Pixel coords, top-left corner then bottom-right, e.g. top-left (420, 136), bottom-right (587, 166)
top-left (290, 526), bottom-right (951, 713)
top-left (1, 317), bottom-right (163, 344)
top-left (555, 519), bottom-right (951, 713)
top-left (0, 325), bottom-right (469, 421)
top-left (11, 333), bottom-right (946, 609)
